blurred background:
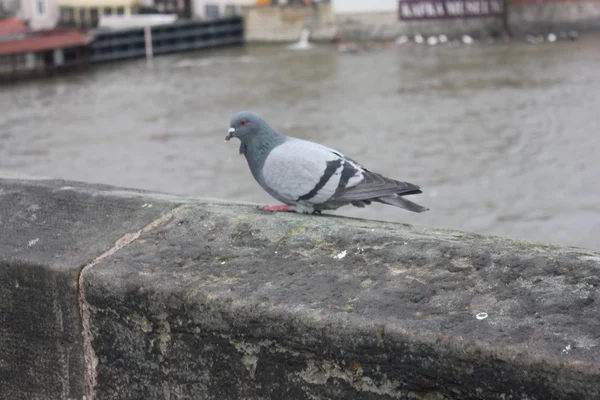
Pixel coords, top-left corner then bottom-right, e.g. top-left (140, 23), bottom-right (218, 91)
top-left (1, 0), bottom-right (599, 250)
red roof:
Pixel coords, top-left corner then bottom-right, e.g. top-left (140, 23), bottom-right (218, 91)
top-left (0, 19), bottom-right (27, 36)
top-left (0, 29), bottom-right (89, 56)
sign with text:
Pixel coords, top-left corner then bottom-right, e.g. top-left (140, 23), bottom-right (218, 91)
top-left (398, 0), bottom-right (504, 20)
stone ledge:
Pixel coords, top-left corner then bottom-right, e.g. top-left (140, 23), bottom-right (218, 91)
top-left (1, 176), bottom-right (599, 400)
top-left (0, 177), bottom-right (180, 400)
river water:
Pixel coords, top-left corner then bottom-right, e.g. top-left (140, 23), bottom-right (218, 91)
top-left (1, 36), bottom-right (599, 250)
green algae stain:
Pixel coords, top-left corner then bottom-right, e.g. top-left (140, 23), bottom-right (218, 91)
top-left (289, 226), bottom-right (307, 236)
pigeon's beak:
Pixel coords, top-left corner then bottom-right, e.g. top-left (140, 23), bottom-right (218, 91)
top-left (225, 127), bottom-right (235, 141)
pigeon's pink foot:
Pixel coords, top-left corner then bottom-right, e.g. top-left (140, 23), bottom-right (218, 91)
top-left (260, 205), bottom-right (291, 212)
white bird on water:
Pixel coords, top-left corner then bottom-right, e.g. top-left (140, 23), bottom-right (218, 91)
top-left (414, 33), bottom-right (424, 44)
top-left (427, 36), bottom-right (438, 46)
top-left (547, 33), bottom-right (557, 42)
top-left (396, 35), bottom-right (409, 45)
top-left (438, 34), bottom-right (448, 44)
top-left (461, 35), bottom-right (474, 45)
top-left (525, 34), bottom-right (544, 45)
top-left (287, 28), bottom-right (313, 50)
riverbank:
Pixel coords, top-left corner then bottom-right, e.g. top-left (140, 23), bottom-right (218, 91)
top-left (242, 1), bottom-right (600, 42)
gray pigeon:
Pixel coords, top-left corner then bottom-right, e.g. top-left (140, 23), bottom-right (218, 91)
top-left (226, 111), bottom-right (428, 214)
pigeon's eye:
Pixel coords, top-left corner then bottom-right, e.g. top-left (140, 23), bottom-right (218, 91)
top-left (241, 120), bottom-right (247, 126)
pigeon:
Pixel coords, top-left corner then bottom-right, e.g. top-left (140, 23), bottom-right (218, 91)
top-left (225, 111), bottom-right (428, 215)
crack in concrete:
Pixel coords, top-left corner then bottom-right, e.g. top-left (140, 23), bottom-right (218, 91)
top-left (76, 204), bottom-right (191, 400)
top-left (79, 275), bottom-right (98, 400)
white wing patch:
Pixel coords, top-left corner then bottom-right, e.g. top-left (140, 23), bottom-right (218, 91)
top-left (344, 162), bottom-right (365, 189)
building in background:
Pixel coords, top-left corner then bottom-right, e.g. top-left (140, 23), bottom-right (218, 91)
top-left (191, 0), bottom-right (253, 19)
top-left (0, 17), bottom-right (27, 35)
top-left (255, 0), bottom-right (322, 4)
top-left (330, 0), bottom-right (394, 14)
top-left (148, 0), bottom-right (183, 14)
top-left (0, 0), bottom-right (21, 18)
top-left (58, 0), bottom-right (140, 28)
top-left (13, 0), bottom-right (60, 30)
top-left (0, 18), bottom-right (91, 82)
top-left (0, 0), bottom-right (60, 31)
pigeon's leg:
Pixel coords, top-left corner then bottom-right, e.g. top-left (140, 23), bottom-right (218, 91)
top-left (260, 205), bottom-right (291, 212)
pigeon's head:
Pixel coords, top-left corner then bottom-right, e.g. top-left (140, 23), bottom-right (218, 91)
top-left (226, 111), bottom-right (268, 142)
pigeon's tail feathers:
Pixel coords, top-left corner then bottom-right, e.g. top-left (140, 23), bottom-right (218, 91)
top-left (397, 188), bottom-right (423, 196)
top-left (374, 194), bottom-right (429, 213)
top-left (334, 170), bottom-right (421, 201)
top-left (335, 169), bottom-right (428, 212)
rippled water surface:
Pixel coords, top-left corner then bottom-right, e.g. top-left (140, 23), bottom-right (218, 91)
top-left (1, 36), bottom-right (599, 249)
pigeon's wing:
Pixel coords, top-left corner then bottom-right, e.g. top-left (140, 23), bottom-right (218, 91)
top-left (316, 145), bottom-right (422, 203)
top-left (261, 139), bottom-right (350, 204)
top-left (262, 138), bottom-right (420, 205)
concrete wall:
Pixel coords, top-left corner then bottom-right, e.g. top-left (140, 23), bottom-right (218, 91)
top-left (336, 1), bottom-right (600, 40)
top-left (1, 174), bottom-right (600, 400)
top-left (243, 1), bottom-right (600, 41)
top-left (333, 1), bottom-right (600, 40)
top-left (509, 1), bottom-right (600, 34)
top-left (243, 2), bottom-right (335, 42)
top-left (335, 10), bottom-right (502, 40)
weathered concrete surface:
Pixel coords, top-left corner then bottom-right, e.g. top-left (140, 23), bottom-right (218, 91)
top-left (0, 177), bottom-right (179, 400)
top-left (1, 176), bottom-right (600, 400)
top-left (82, 196), bottom-right (600, 398)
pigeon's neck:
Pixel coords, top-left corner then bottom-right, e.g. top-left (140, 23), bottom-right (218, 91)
top-left (243, 130), bottom-right (285, 177)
